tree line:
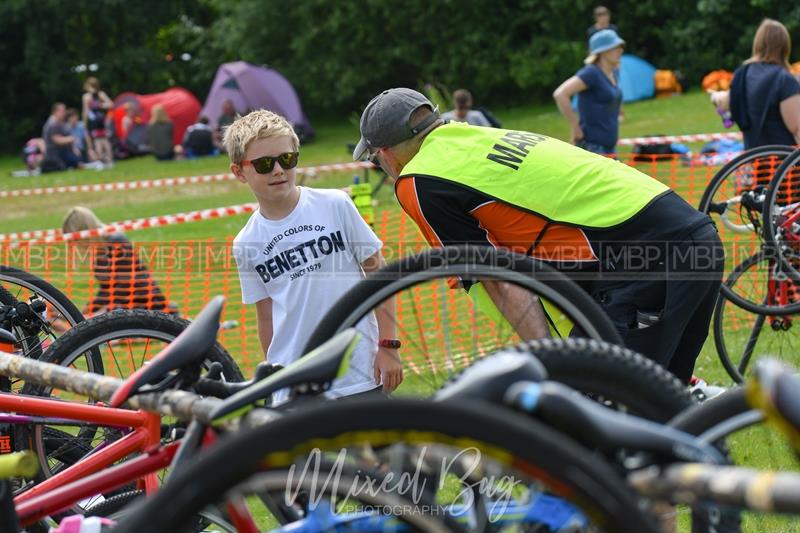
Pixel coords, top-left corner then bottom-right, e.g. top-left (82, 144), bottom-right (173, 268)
top-left (1, 0), bottom-right (798, 152)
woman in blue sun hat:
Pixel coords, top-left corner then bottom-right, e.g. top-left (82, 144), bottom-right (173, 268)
top-left (553, 29), bottom-right (625, 155)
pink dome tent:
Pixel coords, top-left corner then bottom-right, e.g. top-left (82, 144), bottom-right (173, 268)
top-left (201, 61), bottom-right (314, 141)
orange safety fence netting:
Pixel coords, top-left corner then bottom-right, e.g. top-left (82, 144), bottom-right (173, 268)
top-left (1, 152), bottom-right (789, 378)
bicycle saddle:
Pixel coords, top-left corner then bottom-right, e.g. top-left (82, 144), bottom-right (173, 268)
top-left (434, 350), bottom-right (548, 404)
top-left (109, 296), bottom-right (224, 407)
top-left (209, 328), bottom-right (360, 421)
top-left (751, 359), bottom-right (800, 443)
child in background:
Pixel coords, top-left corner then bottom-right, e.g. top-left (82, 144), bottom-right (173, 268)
top-left (226, 110), bottom-right (402, 399)
top-left (61, 207), bottom-right (177, 317)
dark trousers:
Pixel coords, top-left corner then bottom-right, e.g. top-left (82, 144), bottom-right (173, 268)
top-left (586, 223), bottom-right (724, 383)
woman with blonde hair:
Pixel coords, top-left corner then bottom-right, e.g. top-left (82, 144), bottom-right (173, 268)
top-left (553, 29), bottom-right (625, 154)
top-left (713, 19), bottom-right (800, 148)
top-left (62, 206), bottom-right (176, 316)
top-left (146, 104), bottom-right (176, 160)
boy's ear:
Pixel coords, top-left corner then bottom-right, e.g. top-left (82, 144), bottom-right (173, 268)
top-left (230, 163), bottom-right (247, 182)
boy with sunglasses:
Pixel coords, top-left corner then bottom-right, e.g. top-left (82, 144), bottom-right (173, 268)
top-left (225, 110), bottom-right (402, 399)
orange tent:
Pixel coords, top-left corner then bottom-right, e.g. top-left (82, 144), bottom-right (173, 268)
top-left (702, 70), bottom-right (734, 92)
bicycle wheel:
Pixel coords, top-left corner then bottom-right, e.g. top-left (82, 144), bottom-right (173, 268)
top-left (114, 398), bottom-right (660, 533)
top-left (17, 309), bottom-right (244, 484)
top-left (0, 265), bottom-right (95, 365)
top-left (762, 146), bottom-right (800, 282)
top-left (713, 253), bottom-right (800, 383)
top-left (698, 146), bottom-right (796, 312)
top-left (507, 338), bottom-right (693, 422)
top-left (303, 247), bottom-right (623, 397)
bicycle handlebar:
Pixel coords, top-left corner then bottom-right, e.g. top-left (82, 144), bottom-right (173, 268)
top-left (0, 452), bottom-right (38, 479)
top-left (194, 362), bottom-right (284, 399)
top-left (630, 463), bottom-right (800, 514)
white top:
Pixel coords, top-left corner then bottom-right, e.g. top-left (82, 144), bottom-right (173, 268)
top-left (233, 187), bottom-right (383, 399)
top-left (441, 110), bottom-right (492, 127)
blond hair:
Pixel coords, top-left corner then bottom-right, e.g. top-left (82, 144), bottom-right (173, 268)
top-left (223, 109), bottom-right (299, 165)
top-left (149, 104), bottom-right (170, 125)
top-left (62, 206), bottom-right (105, 235)
top-left (84, 77), bottom-right (100, 91)
top-left (746, 19), bottom-right (792, 70)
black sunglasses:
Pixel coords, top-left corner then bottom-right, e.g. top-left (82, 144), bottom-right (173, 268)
top-left (241, 152), bottom-right (300, 174)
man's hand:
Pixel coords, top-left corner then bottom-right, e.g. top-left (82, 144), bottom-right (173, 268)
top-left (571, 125), bottom-right (584, 145)
top-left (374, 347), bottom-right (403, 393)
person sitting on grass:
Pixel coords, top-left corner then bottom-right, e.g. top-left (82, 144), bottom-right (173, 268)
top-left (61, 206), bottom-right (178, 319)
top-left (225, 109), bottom-right (402, 399)
top-left (41, 103), bottom-right (82, 173)
top-left (65, 108), bottom-right (95, 163)
top-left (182, 116), bottom-right (219, 158)
top-left (146, 104), bottom-right (177, 161)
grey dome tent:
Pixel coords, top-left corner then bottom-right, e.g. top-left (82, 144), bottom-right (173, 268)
top-left (201, 61), bottom-right (314, 142)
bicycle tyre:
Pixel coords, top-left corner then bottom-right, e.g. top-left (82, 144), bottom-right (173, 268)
top-left (713, 254), bottom-right (800, 383)
top-left (698, 145), bottom-right (794, 214)
top-left (669, 387), bottom-right (751, 437)
top-left (762, 146), bottom-right (800, 281)
top-left (717, 251), bottom-right (800, 317)
top-left (0, 265), bottom-right (85, 329)
top-left (85, 490), bottom-right (144, 519)
top-left (86, 489), bottom-right (225, 531)
top-left (508, 338), bottom-right (694, 422)
top-left (0, 265), bottom-right (96, 365)
top-left (697, 146), bottom-right (797, 311)
top-left (27, 309), bottom-right (244, 387)
top-left (302, 247), bottom-right (623, 394)
top-left (114, 398), bottom-right (659, 533)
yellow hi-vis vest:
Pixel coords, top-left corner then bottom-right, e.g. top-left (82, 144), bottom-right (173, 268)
top-left (399, 122), bottom-right (669, 229)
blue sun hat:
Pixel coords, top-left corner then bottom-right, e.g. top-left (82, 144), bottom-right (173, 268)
top-left (585, 29), bottom-right (625, 64)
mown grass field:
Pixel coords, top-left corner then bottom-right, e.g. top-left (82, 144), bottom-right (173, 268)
top-left (2, 90), bottom-right (798, 531)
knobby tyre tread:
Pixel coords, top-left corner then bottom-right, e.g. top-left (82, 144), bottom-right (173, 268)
top-left (509, 337), bottom-right (694, 421)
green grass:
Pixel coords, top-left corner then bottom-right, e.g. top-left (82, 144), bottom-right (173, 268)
top-left (2, 90), bottom-right (797, 531)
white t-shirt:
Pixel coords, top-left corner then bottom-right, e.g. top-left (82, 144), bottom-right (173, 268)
top-left (441, 110), bottom-right (492, 127)
top-left (233, 187), bottom-right (383, 399)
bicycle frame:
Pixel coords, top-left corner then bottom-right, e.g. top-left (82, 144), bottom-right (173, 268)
top-left (0, 394), bottom-right (258, 528)
top-left (0, 392), bottom-right (165, 525)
